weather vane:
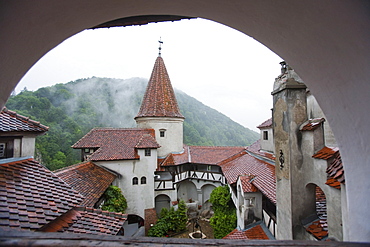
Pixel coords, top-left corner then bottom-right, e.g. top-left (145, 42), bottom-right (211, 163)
top-left (158, 37), bottom-right (163, 56)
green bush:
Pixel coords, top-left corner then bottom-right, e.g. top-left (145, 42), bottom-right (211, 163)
top-left (148, 200), bottom-right (188, 237)
top-left (101, 185), bottom-right (127, 213)
top-left (209, 185), bottom-right (237, 238)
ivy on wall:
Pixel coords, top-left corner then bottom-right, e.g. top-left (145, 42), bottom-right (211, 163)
top-left (209, 185), bottom-right (237, 239)
top-left (101, 185), bottom-right (127, 213)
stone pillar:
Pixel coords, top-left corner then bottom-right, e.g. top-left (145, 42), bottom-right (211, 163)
top-left (272, 65), bottom-right (307, 240)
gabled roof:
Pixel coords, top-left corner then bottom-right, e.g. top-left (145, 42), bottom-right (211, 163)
top-left (161, 145), bottom-right (246, 166)
top-left (223, 221), bottom-right (272, 240)
top-left (0, 157), bottom-right (84, 231)
top-left (72, 128), bottom-right (160, 161)
top-left (135, 56), bottom-right (184, 119)
top-left (55, 161), bottom-right (117, 207)
top-left (219, 153), bottom-right (276, 204)
top-left (246, 139), bottom-right (275, 161)
top-left (40, 206), bottom-right (127, 235)
top-left (257, 118), bottom-right (272, 129)
top-left (239, 175), bottom-right (258, 193)
top-left (0, 108), bottom-right (49, 133)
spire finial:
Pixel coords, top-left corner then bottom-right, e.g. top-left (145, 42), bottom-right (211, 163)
top-left (158, 37), bottom-right (163, 57)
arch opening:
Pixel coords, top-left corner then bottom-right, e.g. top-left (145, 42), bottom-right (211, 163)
top-left (1, 1), bottom-right (369, 241)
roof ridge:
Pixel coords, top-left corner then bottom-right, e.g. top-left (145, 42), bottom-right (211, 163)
top-left (1, 107), bottom-right (49, 131)
top-left (217, 150), bottom-right (247, 166)
top-left (53, 161), bottom-right (92, 174)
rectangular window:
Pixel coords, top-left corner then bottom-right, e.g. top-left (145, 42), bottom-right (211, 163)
top-left (263, 131), bottom-right (268, 140)
top-left (160, 130), bottom-right (165, 137)
top-left (145, 148), bottom-right (151, 156)
top-left (0, 143), bottom-right (5, 158)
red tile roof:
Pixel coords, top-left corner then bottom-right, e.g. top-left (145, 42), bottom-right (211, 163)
top-left (55, 161), bottom-right (117, 207)
top-left (300, 118), bottom-right (325, 131)
top-left (223, 222), bottom-right (271, 240)
top-left (246, 140), bottom-right (275, 161)
top-left (40, 206), bottom-right (127, 235)
top-left (257, 118), bottom-right (272, 129)
top-left (313, 147), bottom-right (344, 188)
top-left (326, 151), bottom-right (345, 184)
top-left (135, 56), bottom-right (184, 119)
top-left (0, 108), bottom-right (49, 133)
top-left (168, 145), bottom-right (246, 166)
top-left (312, 146), bottom-right (339, 160)
top-left (72, 128), bottom-right (160, 161)
top-left (0, 157), bottom-right (84, 231)
top-left (219, 153), bottom-right (276, 204)
top-left (305, 219), bottom-right (328, 240)
top-left (240, 175), bottom-right (258, 193)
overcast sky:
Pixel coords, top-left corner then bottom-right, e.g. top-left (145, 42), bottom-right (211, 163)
top-left (16, 18), bottom-right (282, 132)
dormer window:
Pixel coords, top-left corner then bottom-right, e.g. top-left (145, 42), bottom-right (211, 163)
top-left (263, 131), bottom-right (268, 140)
top-left (145, 148), bottom-right (151, 156)
top-left (159, 129), bottom-right (166, 137)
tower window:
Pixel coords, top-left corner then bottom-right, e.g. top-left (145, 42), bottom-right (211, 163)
top-left (263, 131), bottom-right (268, 140)
top-left (141, 176), bottom-right (147, 184)
top-left (0, 143), bottom-right (5, 158)
top-left (132, 177), bottom-right (138, 185)
top-left (145, 148), bottom-right (151, 156)
top-left (159, 129), bottom-right (166, 137)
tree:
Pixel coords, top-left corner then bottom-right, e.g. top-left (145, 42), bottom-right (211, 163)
top-left (101, 186), bottom-right (127, 213)
top-left (209, 185), bottom-right (237, 238)
top-left (148, 200), bottom-right (188, 237)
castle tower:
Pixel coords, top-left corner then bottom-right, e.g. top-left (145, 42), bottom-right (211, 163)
top-left (272, 62), bottom-right (308, 239)
top-left (135, 55), bottom-right (184, 158)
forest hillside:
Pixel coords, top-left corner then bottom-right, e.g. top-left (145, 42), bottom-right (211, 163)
top-left (6, 77), bottom-right (259, 170)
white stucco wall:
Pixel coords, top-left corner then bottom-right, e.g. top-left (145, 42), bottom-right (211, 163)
top-left (306, 93), bottom-right (337, 147)
top-left (136, 117), bottom-right (184, 158)
top-left (96, 148), bottom-right (157, 218)
top-left (21, 136), bottom-right (36, 157)
top-left (300, 130), bottom-right (343, 240)
top-left (259, 127), bottom-right (274, 153)
top-left (13, 139), bottom-right (21, 157)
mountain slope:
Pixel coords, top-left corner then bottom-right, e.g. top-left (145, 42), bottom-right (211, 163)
top-left (6, 77), bottom-right (259, 170)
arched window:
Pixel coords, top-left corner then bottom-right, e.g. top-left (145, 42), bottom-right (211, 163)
top-left (141, 176), bottom-right (147, 184)
top-left (132, 177), bottom-right (138, 185)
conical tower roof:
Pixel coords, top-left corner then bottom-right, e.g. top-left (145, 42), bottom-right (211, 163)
top-left (135, 56), bottom-right (184, 119)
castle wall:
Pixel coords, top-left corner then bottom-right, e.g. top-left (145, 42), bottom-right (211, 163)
top-left (96, 149), bottom-right (157, 218)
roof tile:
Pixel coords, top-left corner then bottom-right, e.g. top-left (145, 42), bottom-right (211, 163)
top-left (135, 56), bottom-right (184, 119)
top-left (223, 222), bottom-right (271, 240)
top-left (0, 108), bottom-right (49, 133)
top-left (55, 161), bottom-right (117, 207)
top-left (72, 128), bottom-right (159, 161)
top-left (40, 206), bottom-right (127, 235)
top-left (0, 157), bottom-right (84, 231)
top-left (257, 118), bottom-right (272, 129)
top-left (219, 153), bottom-right (276, 204)
top-left (300, 118), bottom-right (325, 131)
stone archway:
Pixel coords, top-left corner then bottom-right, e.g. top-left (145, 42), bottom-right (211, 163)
top-left (177, 180), bottom-right (198, 203)
top-left (1, 1), bottom-right (369, 241)
top-left (155, 194), bottom-right (171, 215)
top-left (201, 184), bottom-right (216, 205)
